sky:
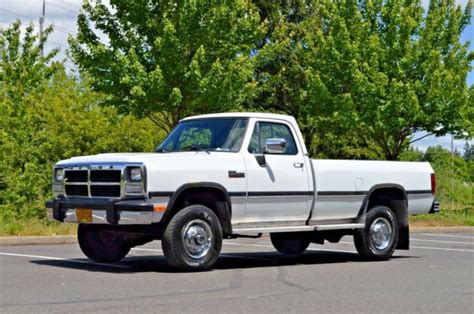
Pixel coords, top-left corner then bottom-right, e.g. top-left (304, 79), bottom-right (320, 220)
top-left (1, 0), bottom-right (472, 154)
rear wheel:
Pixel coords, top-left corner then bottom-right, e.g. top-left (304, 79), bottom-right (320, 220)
top-left (78, 224), bottom-right (130, 263)
top-left (162, 205), bottom-right (222, 271)
top-left (270, 232), bottom-right (310, 256)
top-left (354, 205), bottom-right (398, 260)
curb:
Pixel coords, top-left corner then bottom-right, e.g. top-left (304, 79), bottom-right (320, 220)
top-left (0, 235), bottom-right (77, 246)
top-left (0, 227), bottom-right (472, 246)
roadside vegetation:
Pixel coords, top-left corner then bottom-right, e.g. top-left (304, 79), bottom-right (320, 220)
top-left (1, 0), bottom-right (473, 235)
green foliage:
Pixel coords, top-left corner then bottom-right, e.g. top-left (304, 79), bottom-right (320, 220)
top-left (70, 0), bottom-right (264, 131)
top-left (464, 142), bottom-right (474, 161)
top-left (244, 0), bottom-right (473, 160)
top-left (0, 21), bottom-right (164, 229)
top-left (0, 21), bottom-right (61, 101)
top-left (422, 146), bottom-right (473, 223)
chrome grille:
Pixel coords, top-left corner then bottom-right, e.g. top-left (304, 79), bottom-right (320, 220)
top-left (90, 170), bottom-right (121, 182)
top-left (65, 185), bottom-right (88, 196)
top-left (65, 170), bottom-right (87, 182)
top-left (64, 169), bottom-right (121, 198)
top-left (91, 185), bottom-right (121, 197)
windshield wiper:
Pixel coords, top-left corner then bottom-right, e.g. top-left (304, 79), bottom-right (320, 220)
top-left (155, 147), bottom-right (169, 153)
top-left (182, 144), bottom-right (211, 154)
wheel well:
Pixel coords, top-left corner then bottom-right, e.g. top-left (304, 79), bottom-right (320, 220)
top-left (365, 187), bottom-right (409, 250)
top-left (367, 187), bottom-right (408, 228)
top-left (163, 186), bottom-right (232, 237)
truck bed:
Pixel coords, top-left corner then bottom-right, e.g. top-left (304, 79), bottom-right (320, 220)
top-left (310, 159), bottom-right (434, 221)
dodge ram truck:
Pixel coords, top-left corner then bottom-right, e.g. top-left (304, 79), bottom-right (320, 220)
top-left (46, 112), bottom-right (439, 270)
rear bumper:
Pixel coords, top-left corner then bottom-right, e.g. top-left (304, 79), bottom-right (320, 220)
top-left (429, 200), bottom-right (440, 214)
top-left (45, 198), bottom-right (163, 225)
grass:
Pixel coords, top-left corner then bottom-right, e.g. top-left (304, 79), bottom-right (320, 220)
top-left (410, 201), bottom-right (474, 227)
top-left (0, 218), bottom-right (77, 237)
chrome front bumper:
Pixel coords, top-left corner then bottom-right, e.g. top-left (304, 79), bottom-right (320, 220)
top-left (45, 198), bottom-right (164, 225)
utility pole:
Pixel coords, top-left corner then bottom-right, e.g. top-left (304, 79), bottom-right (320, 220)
top-left (39, 0), bottom-right (46, 56)
top-left (451, 134), bottom-right (454, 204)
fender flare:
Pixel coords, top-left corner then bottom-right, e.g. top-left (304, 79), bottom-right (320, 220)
top-left (160, 182), bottom-right (233, 236)
top-left (357, 183), bottom-right (408, 220)
top-left (357, 183), bottom-right (409, 250)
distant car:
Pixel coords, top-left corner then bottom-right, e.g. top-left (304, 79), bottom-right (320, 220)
top-left (47, 112), bottom-right (439, 270)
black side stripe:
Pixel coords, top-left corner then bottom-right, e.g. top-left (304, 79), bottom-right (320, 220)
top-left (317, 191), bottom-right (367, 196)
top-left (150, 189), bottom-right (432, 199)
top-left (406, 190), bottom-right (432, 195)
top-left (229, 192), bottom-right (246, 197)
top-left (150, 191), bottom-right (313, 198)
top-left (149, 192), bottom-right (174, 198)
top-left (248, 191), bottom-right (314, 197)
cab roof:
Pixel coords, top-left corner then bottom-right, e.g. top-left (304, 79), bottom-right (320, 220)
top-left (181, 112), bottom-right (295, 122)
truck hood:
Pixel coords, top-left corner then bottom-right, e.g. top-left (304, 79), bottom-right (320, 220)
top-left (56, 151), bottom-right (246, 193)
top-left (56, 152), bottom-right (213, 166)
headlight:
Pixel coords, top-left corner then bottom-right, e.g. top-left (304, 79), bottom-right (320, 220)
top-left (54, 168), bottom-right (64, 181)
top-left (128, 167), bottom-right (142, 182)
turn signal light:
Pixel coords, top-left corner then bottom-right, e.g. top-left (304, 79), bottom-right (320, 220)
top-left (153, 204), bottom-right (166, 212)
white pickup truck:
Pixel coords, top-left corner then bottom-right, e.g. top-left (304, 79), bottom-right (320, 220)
top-left (47, 112), bottom-right (439, 270)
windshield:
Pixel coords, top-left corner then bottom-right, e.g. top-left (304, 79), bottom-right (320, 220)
top-left (156, 118), bottom-right (248, 153)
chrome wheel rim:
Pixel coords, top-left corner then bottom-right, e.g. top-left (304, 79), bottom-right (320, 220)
top-left (181, 219), bottom-right (213, 259)
top-left (370, 217), bottom-right (393, 251)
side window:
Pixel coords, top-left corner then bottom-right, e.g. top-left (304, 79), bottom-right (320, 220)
top-left (247, 122), bottom-right (298, 155)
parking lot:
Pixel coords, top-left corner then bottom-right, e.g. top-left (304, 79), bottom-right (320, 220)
top-left (1, 232), bottom-right (473, 313)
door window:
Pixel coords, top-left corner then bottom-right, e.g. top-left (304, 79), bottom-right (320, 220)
top-left (248, 122), bottom-right (298, 155)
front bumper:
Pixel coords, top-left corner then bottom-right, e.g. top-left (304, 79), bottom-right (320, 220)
top-left (45, 198), bottom-right (163, 225)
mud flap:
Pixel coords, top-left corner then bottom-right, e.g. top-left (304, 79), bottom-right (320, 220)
top-left (396, 226), bottom-right (409, 250)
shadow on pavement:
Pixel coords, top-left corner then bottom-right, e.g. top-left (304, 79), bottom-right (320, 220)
top-left (30, 250), bottom-right (417, 274)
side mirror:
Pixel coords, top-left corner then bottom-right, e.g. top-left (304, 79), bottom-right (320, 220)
top-left (265, 138), bottom-right (287, 154)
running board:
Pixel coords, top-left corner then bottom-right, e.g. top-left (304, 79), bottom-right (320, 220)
top-left (232, 223), bottom-right (364, 234)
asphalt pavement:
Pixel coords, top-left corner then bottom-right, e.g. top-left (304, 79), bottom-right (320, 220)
top-left (1, 232), bottom-right (473, 313)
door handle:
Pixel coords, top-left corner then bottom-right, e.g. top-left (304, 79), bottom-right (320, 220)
top-left (293, 162), bottom-right (304, 168)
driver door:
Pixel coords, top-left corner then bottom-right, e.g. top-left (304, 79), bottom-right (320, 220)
top-left (243, 120), bottom-right (311, 224)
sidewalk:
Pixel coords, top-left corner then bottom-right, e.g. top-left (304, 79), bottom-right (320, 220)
top-left (0, 226), bottom-right (472, 246)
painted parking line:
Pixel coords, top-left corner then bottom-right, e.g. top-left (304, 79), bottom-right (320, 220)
top-left (420, 233), bottom-right (474, 240)
top-left (410, 238), bottom-right (473, 245)
top-left (337, 241), bottom-right (474, 253)
top-left (0, 252), bottom-right (132, 269)
top-left (409, 246), bottom-right (474, 253)
top-left (132, 247), bottom-right (162, 252)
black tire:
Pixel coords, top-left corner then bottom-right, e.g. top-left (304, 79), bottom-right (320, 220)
top-left (78, 224), bottom-right (130, 263)
top-left (162, 205), bottom-right (222, 271)
top-left (270, 232), bottom-right (310, 256)
top-left (354, 205), bottom-right (399, 260)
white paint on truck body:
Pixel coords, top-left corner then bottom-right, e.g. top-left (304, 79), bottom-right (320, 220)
top-left (53, 112), bottom-right (436, 228)
top-left (310, 159), bottom-right (434, 221)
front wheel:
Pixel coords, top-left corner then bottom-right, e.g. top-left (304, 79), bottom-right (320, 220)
top-left (78, 224), bottom-right (130, 263)
top-left (354, 205), bottom-right (399, 260)
top-left (162, 205), bottom-right (223, 271)
top-left (270, 232), bottom-right (310, 256)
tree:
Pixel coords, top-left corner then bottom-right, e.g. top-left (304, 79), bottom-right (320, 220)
top-left (0, 21), bottom-right (164, 229)
top-left (247, 1), bottom-right (381, 159)
top-left (464, 142), bottom-right (474, 161)
top-left (0, 20), bottom-right (61, 101)
top-left (303, 0), bottom-right (473, 160)
top-left (70, 0), bottom-right (264, 131)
